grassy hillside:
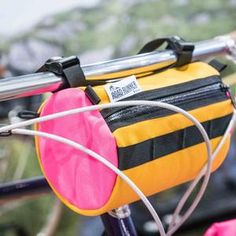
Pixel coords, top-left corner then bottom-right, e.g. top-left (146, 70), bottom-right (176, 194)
top-left (1, 0), bottom-right (236, 235)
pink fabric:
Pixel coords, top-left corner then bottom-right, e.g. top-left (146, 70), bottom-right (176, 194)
top-left (37, 88), bottom-right (118, 210)
top-left (204, 219), bottom-right (236, 236)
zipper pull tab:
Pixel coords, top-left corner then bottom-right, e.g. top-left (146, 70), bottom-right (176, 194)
top-left (220, 84), bottom-right (236, 109)
top-left (18, 110), bottom-right (39, 120)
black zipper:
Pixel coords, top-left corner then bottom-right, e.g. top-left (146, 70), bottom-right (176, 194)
top-left (103, 77), bottom-right (230, 131)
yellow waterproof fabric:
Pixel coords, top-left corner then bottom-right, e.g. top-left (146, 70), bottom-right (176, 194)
top-left (93, 62), bottom-right (220, 104)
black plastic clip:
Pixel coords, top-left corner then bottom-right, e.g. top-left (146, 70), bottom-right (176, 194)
top-left (138, 36), bottom-right (194, 67)
top-left (0, 125), bottom-right (12, 137)
top-left (169, 36), bottom-right (194, 67)
top-left (37, 56), bottom-right (86, 91)
top-left (220, 84), bottom-right (236, 109)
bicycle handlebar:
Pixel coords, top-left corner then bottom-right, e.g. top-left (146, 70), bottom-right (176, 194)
top-left (0, 34), bottom-right (235, 102)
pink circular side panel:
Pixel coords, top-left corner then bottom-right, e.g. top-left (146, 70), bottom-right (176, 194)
top-left (37, 88), bottom-right (118, 210)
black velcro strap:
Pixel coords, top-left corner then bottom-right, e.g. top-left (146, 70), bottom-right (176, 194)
top-left (37, 56), bottom-right (86, 91)
top-left (138, 36), bottom-right (194, 67)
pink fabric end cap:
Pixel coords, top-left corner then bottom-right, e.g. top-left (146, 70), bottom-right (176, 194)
top-left (37, 88), bottom-right (118, 210)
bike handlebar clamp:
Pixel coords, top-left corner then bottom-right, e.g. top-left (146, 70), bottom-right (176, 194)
top-left (37, 56), bottom-right (86, 92)
top-left (138, 36), bottom-right (195, 67)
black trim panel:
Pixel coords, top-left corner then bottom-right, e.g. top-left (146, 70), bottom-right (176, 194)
top-left (118, 114), bottom-right (233, 170)
top-left (107, 89), bottom-right (227, 132)
top-left (102, 75), bottom-right (221, 119)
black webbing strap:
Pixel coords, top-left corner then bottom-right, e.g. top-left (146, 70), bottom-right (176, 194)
top-left (37, 56), bottom-right (86, 91)
top-left (85, 85), bottom-right (101, 104)
top-left (208, 59), bottom-right (227, 73)
top-left (138, 36), bottom-right (194, 67)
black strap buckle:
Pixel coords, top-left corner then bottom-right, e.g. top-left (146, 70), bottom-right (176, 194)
top-left (0, 124), bottom-right (12, 137)
top-left (138, 36), bottom-right (194, 67)
top-left (18, 110), bottom-right (39, 120)
top-left (37, 56), bottom-right (86, 91)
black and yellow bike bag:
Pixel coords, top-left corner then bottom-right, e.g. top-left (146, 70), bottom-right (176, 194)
top-left (35, 60), bottom-right (234, 216)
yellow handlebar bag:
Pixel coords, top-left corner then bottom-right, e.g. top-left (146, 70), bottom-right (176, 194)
top-left (35, 61), bottom-right (234, 216)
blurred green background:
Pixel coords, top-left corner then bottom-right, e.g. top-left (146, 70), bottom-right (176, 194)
top-left (0, 0), bottom-right (236, 235)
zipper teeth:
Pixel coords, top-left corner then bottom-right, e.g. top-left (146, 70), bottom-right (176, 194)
top-left (106, 83), bottom-right (223, 124)
top-left (160, 84), bottom-right (220, 103)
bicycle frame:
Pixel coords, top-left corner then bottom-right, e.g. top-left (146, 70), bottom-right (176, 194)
top-left (0, 33), bottom-right (235, 235)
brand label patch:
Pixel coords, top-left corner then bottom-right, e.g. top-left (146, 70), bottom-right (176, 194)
top-left (104, 75), bottom-right (142, 102)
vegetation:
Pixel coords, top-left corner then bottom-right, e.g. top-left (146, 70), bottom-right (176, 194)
top-left (1, 0), bottom-right (236, 235)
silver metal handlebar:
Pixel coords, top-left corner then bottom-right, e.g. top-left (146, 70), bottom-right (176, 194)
top-left (0, 35), bottom-right (235, 102)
